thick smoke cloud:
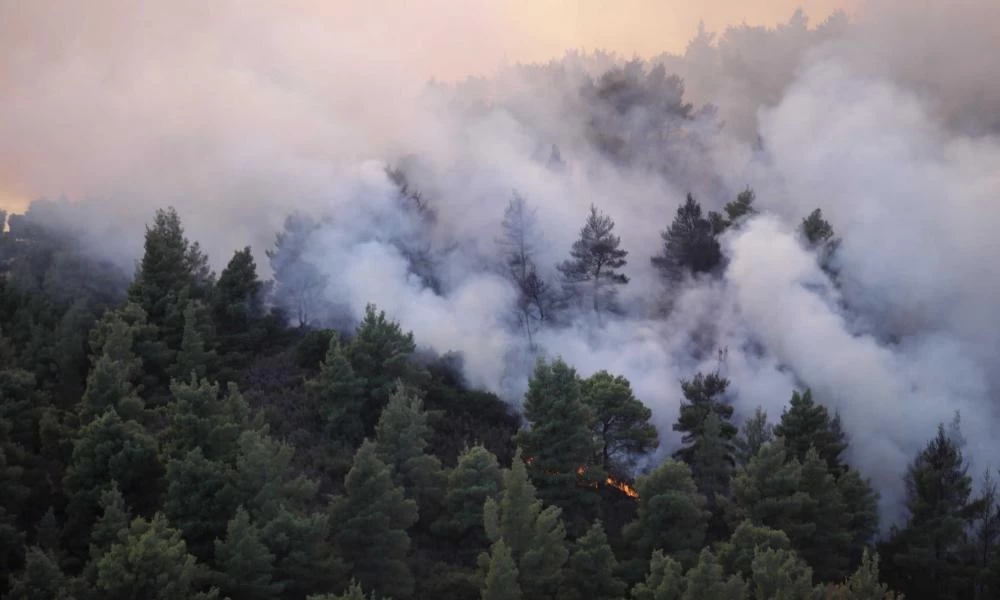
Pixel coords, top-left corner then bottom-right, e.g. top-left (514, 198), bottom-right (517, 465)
top-left (4, 0), bottom-right (1000, 525)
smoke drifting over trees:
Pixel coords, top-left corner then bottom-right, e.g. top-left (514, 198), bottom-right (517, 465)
top-left (4, 0), bottom-right (1000, 578)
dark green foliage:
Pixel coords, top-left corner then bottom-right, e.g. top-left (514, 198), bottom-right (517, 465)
top-left (749, 547), bottom-right (813, 600)
top-left (682, 548), bottom-right (745, 600)
top-left (346, 304), bottom-right (427, 432)
top-left (623, 459), bottom-right (709, 572)
top-left (306, 334), bottom-right (366, 446)
top-left (672, 372), bottom-right (736, 464)
top-left (482, 449), bottom-right (568, 600)
top-left (163, 448), bottom-right (237, 561)
top-left (164, 377), bottom-right (251, 462)
top-left (375, 385), bottom-right (447, 519)
top-left (651, 194), bottom-right (722, 281)
top-left (734, 406), bottom-right (773, 467)
top-left (63, 409), bottom-right (164, 560)
top-left (716, 520), bottom-right (792, 580)
top-left (557, 205), bottom-right (629, 316)
top-left (580, 370), bottom-right (658, 476)
top-left (516, 358), bottom-right (600, 530)
top-left (882, 424), bottom-right (978, 599)
top-left (330, 440), bottom-right (418, 600)
top-left (481, 540), bottom-right (521, 600)
top-left (774, 389), bottom-right (847, 475)
top-left (801, 208), bottom-right (835, 246)
top-left (308, 580), bottom-right (376, 600)
top-left (214, 507), bottom-right (284, 600)
top-left (435, 445), bottom-right (503, 553)
top-left (95, 513), bottom-right (218, 600)
top-left (560, 520), bottom-right (626, 600)
top-left (8, 547), bottom-right (66, 600)
top-left (631, 550), bottom-right (685, 600)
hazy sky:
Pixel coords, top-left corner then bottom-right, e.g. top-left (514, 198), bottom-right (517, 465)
top-left (0, 0), bottom-right (857, 213)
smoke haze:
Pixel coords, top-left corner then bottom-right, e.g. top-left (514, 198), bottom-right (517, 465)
top-left (3, 0), bottom-right (999, 524)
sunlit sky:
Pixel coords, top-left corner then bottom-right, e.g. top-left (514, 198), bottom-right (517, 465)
top-left (0, 0), bottom-right (858, 214)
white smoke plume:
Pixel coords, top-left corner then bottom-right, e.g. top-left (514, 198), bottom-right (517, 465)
top-left (3, 0), bottom-right (1000, 525)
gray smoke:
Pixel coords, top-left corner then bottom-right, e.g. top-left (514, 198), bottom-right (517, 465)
top-left (4, 0), bottom-right (1000, 525)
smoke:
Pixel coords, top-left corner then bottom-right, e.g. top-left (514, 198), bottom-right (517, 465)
top-left (4, 0), bottom-right (1000, 524)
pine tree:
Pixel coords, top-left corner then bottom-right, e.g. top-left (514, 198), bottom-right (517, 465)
top-left (516, 358), bottom-right (600, 529)
top-left (346, 304), bottom-right (427, 432)
top-left (163, 447), bottom-right (237, 561)
top-left (672, 372), bottom-right (736, 464)
top-left (63, 409), bottom-right (164, 560)
top-left (728, 441), bottom-right (815, 550)
top-left (683, 548), bottom-right (745, 600)
top-left (306, 333), bottom-right (366, 445)
top-left (164, 377), bottom-right (250, 462)
top-left (170, 301), bottom-right (216, 382)
top-left (329, 440), bottom-right (418, 599)
top-left (482, 449), bottom-right (568, 600)
top-left (433, 444), bottom-right (503, 559)
top-left (798, 447), bottom-right (853, 581)
top-left (716, 520), bottom-right (792, 580)
top-left (837, 468), bottom-right (881, 557)
top-left (95, 513), bottom-right (218, 600)
top-left (213, 247), bottom-right (264, 339)
top-left (561, 520), bottom-right (626, 600)
top-left (580, 370), bottom-right (658, 476)
top-left (557, 204), bottom-right (629, 317)
top-left (691, 413), bottom-right (733, 510)
top-left (722, 188), bottom-right (758, 227)
top-left (883, 424), bottom-right (977, 599)
top-left (801, 208), bottom-right (834, 246)
top-left (213, 507), bottom-right (283, 600)
top-left (79, 312), bottom-right (144, 424)
top-left (749, 547), bottom-right (813, 600)
top-left (734, 406), bottom-right (773, 467)
top-left (8, 547), bottom-right (66, 600)
top-left (631, 550), bottom-right (685, 600)
top-left (774, 389), bottom-right (847, 475)
top-left (374, 384), bottom-right (446, 515)
top-left (822, 549), bottom-right (902, 600)
top-left (651, 194), bottom-right (722, 282)
top-left (481, 540), bottom-right (521, 600)
top-left (623, 459), bottom-right (709, 572)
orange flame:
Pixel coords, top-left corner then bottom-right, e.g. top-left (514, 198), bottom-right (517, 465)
top-left (523, 455), bottom-right (639, 499)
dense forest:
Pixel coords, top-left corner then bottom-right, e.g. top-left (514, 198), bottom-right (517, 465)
top-left (3, 180), bottom-right (1000, 600)
top-left (5, 2), bottom-right (1000, 599)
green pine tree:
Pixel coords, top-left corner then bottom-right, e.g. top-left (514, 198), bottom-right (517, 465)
top-left (433, 445), bottom-right (503, 554)
top-left (624, 459), bottom-right (709, 569)
top-left (95, 513), bottom-right (218, 600)
top-left (580, 370), bottom-right (658, 476)
top-left (516, 358), bottom-right (600, 530)
top-left (734, 407), bottom-right (773, 468)
top-left (560, 520), bottom-right (626, 600)
top-left (329, 440), bottom-right (418, 599)
top-left (346, 304), bottom-right (428, 432)
top-left (672, 372), bottom-right (736, 465)
top-left (306, 333), bottom-right (366, 445)
top-left (8, 547), bottom-right (66, 600)
top-left (716, 520), bottom-right (792, 580)
top-left (213, 507), bottom-right (283, 600)
top-left (682, 548), bottom-right (745, 600)
top-left (749, 547), bottom-right (813, 600)
top-left (631, 550), bottom-right (685, 600)
top-left (63, 409), bottom-right (163, 561)
top-left (481, 540), bottom-right (521, 600)
top-left (374, 383), bottom-right (446, 516)
top-left (774, 389), bottom-right (847, 475)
